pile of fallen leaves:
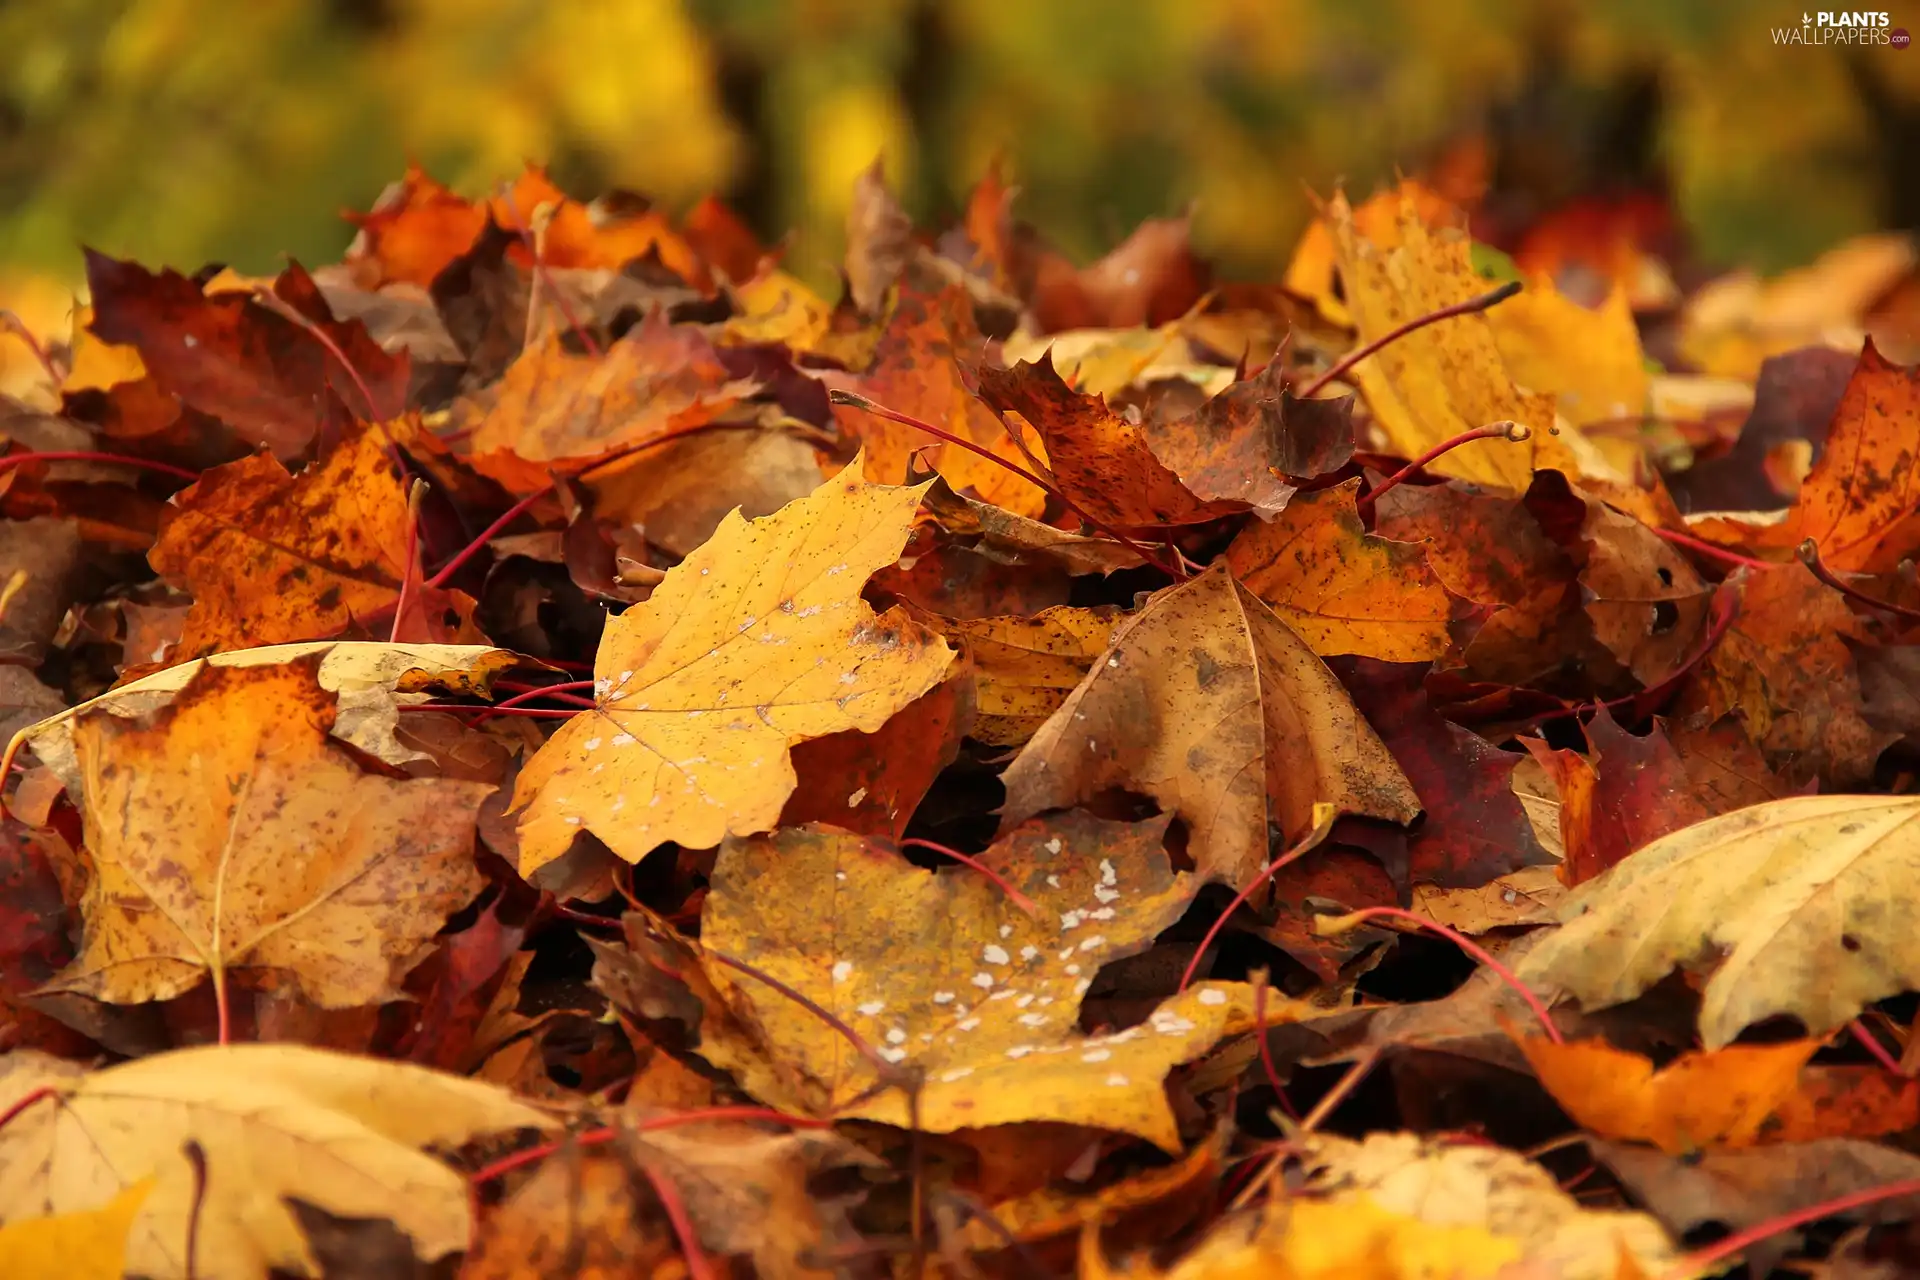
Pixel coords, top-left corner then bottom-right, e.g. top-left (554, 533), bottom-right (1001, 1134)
top-left (6, 159), bottom-right (1920, 1280)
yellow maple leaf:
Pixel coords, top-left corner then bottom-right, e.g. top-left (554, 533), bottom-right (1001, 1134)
top-left (512, 456), bottom-right (956, 876)
top-left (1327, 187), bottom-right (1591, 493)
top-left (697, 811), bottom-right (1312, 1148)
top-left (1489, 277), bottom-right (1650, 427)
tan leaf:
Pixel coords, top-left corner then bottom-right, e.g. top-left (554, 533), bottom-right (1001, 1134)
top-left (1519, 794), bottom-right (1920, 1048)
top-left (998, 563), bottom-right (1419, 889)
top-left (453, 312), bottom-right (753, 495)
top-left (0, 1044), bottom-right (551, 1280)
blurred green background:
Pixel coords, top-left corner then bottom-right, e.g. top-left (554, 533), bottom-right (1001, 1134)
top-left (3, 0), bottom-right (1918, 296)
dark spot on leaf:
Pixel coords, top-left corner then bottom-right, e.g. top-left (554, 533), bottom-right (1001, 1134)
top-left (1651, 600), bottom-right (1679, 635)
top-left (1842, 934), bottom-right (1862, 952)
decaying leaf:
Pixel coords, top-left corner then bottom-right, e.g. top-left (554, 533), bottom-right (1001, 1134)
top-left (1595, 1138), bottom-right (1920, 1274)
top-left (39, 655), bottom-right (490, 1010)
top-left (512, 458), bottom-right (955, 876)
top-left (1673, 560), bottom-right (1886, 788)
top-left (999, 563), bottom-right (1420, 889)
top-left (1520, 793), bottom-right (1920, 1047)
top-left (0, 1044), bottom-right (551, 1280)
top-left (1691, 340), bottom-right (1920, 571)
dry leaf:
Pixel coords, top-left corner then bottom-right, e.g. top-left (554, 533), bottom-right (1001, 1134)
top-left (975, 356), bottom-right (1245, 528)
top-left (835, 281), bottom-right (1048, 516)
top-left (511, 458), bottom-right (955, 876)
top-left (1327, 187), bottom-right (1567, 492)
top-left (0, 1178), bottom-right (151, 1280)
top-left (453, 312), bottom-right (752, 495)
top-left (699, 812), bottom-right (1315, 1149)
top-left (17, 641), bottom-right (521, 802)
top-left (0, 1044), bottom-right (551, 1280)
top-left (149, 428), bottom-right (422, 660)
top-left (1225, 479), bottom-right (1460, 662)
top-left (1519, 794), bottom-right (1920, 1047)
top-left (1296, 1131), bottom-right (1677, 1279)
top-left (39, 656), bottom-right (490, 1011)
top-left (999, 563), bottom-right (1419, 889)
top-left (932, 605), bottom-right (1123, 747)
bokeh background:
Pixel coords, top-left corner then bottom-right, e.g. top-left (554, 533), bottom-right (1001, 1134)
top-left (3, 0), bottom-right (1918, 299)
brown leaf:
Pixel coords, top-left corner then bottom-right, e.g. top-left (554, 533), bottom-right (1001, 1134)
top-left (975, 356), bottom-right (1245, 528)
top-left (998, 563), bottom-right (1419, 889)
top-left (1029, 214), bottom-right (1209, 334)
top-left (1673, 561), bottom-right (1887, 787)
top-left (39, 656), bottom-right (490, 1010)
top-left (931, 605), bottom-right (1123, 747)
top-left (919, 473), bottom-right (1145, 576)
top-left (585, 423), bottom-right (825, 558)
top-left (85, 252), bottom-right (407, 460)
top-left (1578, 501), bottom-right (1713, 686)
top-left (1594, 1139), bottom-right (1920, 1275)
top-left (1666, 714), bottom-right (1802, 813)
top-left (0, 518), bottom-right (80, 664)
top-left (1141, 359), bottom-right (1353, 511)
top-left (1522, 708), bottom-right (1712, 886)
top-left (781, 667), bottom-right (974, 839)
top-left (846, 160), bottom-right (915, 318)
top-left (1669, 346), bottom-right (1858, 513)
